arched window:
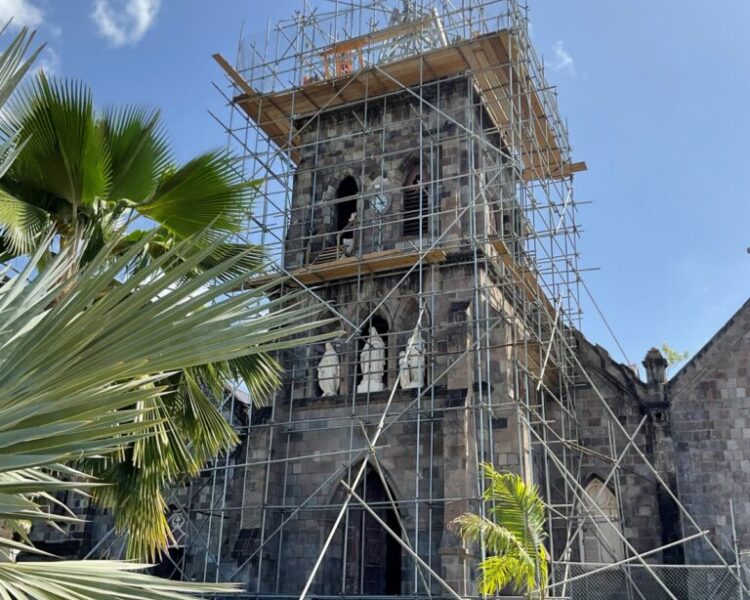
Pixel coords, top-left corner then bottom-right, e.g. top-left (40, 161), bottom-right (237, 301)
top-left (344, 468), bottom-right (402, 594)
top-left (402, 165), bottom-right (429, 237)
top-left (580, 478), bottom-right (625, 563)
top-left (336, 176), bottom-right (359, 235)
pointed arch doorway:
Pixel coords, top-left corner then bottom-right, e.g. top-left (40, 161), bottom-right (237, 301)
top-left (344, 467), bottom-right (402, 595)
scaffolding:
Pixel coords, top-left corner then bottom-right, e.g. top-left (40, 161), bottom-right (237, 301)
top-left (81, 1), bottom-right (747, 598)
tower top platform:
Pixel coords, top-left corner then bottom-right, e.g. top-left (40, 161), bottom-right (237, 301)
top-left (214, 20), bottom-right (585, 180)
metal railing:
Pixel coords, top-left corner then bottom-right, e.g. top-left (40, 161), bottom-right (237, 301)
top-left (553, 563), bottom-right (747, 600)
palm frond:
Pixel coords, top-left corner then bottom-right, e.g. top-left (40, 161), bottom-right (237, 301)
top-left (481, 463), bottom-right (547, 558)
top-left (0, 187), bottom-right (49, 253)
top-left (89, 366), bottom-right (239, 561)
top-left (0, 230), bottom-right (327, 499)
top-left (453, 512), bottom-right (530, 559)
top-left (178, 366), bottom-right (240, 459)
top-left (232, 352), bottom-right (282, 405)
top-left (118, 228), bottom-right (266, 282)
top-left (138, 151), bottom-right (256, 238)
top-left (6, 74), bottom-right (111, 209)
top-left (0, 561), bottom-right (238, 600)
top-left (453, 463), bottom-right (549, 598)
top-left (477, 554), bottom-right (536, 597)
top-left (9, 232), bottom-right (334, 559)
top-left (196, 240), bottom-right (265, 280)
top-left (0, 26), bottom-right (43, 111)
top-left (91, 457), bottom-right (174, 561)
top-left (0, 27), bottom-right (43, 193)
top-left (100, 105), bottom-right (171, 202)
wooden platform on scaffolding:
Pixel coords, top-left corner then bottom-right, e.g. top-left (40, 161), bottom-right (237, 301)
top-left (243, 247), bottom-right (448, 288)
top-left (214, 26), bottom-right (585, 181)
top-left (243, 239), bottom-right (553, 318)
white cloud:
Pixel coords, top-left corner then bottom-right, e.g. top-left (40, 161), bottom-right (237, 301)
top-left (91, 0), bottom-right (160, 47)
top-left (550, 39), bottom-right (575, 75)
top-left (0, 0), bottom-right (44, 29)
top-left (34, 46), bottom-right (60, 75)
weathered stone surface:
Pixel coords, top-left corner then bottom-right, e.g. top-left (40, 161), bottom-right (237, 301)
top-left (668, 299), bottom-right (750, 564)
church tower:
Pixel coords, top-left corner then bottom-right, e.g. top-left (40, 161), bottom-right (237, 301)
top-left (206, 1), bottom-right (585, 595)
top-left (27, 4), bottom-right (750, 598)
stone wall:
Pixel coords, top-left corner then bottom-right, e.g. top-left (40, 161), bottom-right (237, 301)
top-left (545, 333), bottom-right (670, 563)
top-left (668, 299), bottom-right (750, 564)
top-left (284, 75), bottom-right (512, 270)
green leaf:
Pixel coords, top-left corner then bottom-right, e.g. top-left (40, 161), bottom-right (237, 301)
top-left (0, 561), bottom-right (240, 600)
top-left (0, 187), bottom-right (49, 254)
top-left (0, 27), bottom-right (43, 112)
top-left (99, 105), bottom-right (170, 202)
top-left (452, 463), bottom-right (548, 597)
top-left (138, 151), bottom-right (256, 238)
top-left (6, 74), bottom-right (111, 210)
top-left (0, 229), bottom-right (332, 558)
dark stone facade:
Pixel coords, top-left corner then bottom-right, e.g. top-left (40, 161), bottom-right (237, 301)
top-left (668, 299), bottom-right (750, 565)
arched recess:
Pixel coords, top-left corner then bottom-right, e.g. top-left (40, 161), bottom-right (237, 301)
top-left (580, 477), bottom-right (625, 564)
top-left (311, 309), bottom-right (345, 397)
top-left (356, 313), bottom-right (390, 391)
top-left (391, 296), bottom-right (430, 385)
top-left (392, 296), bottom-right (431, 339)
top-left (336, 175), bottom-right (359, 235)
top-left (401, 164), bottom-right (429, 237)
top-left (343, 466), bottom-right (403, 595)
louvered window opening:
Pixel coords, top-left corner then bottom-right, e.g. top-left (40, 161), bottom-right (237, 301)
top-left (402, 179), bottom-right (429, 237)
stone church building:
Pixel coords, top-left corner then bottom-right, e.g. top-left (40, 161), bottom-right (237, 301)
top-left (29, 2), bottom-right (750, 598)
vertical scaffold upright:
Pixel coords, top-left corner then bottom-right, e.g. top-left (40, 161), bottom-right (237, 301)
top-left (147, 1), bottom-right (748, 598)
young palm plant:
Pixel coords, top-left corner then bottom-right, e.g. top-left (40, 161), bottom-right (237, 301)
top-left (0, 228), bottom-right (329, 597)
top-left (453, 463), bottom-right (549, 599)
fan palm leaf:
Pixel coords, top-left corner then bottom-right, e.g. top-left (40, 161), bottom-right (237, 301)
top-left (0, 187), bottom-right (49, 254)
top-left (0, 561), bottom-right (235, 600)
top-left (138, 150), bottom-right (255, 238)
top-left (5, 74), bottom-right (111, 212)
top-left (0, 26), bottom-right (44, 179)
top-left (100, 105), bottom-right (170, 202)
top-left (2, 75), bottom-right (257, 255)
top-left (0, 229), bottom-right (334, 595)
top-left (0, 230), bottom-right (333, 559)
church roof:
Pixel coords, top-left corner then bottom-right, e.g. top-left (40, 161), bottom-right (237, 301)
top-left (667, 297), bottom-right (750, 399)
top-left (572, 328), bottom-right (648, 403)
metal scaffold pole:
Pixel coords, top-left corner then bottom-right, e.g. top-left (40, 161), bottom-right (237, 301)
top-left (86, 2), bottom-right (742, 599)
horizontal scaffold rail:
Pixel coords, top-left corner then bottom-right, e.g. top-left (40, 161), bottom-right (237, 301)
top-left (214, 27), bottom-right (585, 181)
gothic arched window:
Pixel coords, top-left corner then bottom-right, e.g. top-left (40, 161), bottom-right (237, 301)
top-left (580, 478), bottom-right (625, 563)
top-left (336, 175), bottom-right (359, 234)
top-left (402, 165), bottom-right (429, 237)
top-left (344, 468), bottom-right (402, 594)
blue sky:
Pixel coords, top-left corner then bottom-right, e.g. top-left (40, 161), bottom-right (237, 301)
top-left (3, 0), bottom-right (749, 373)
